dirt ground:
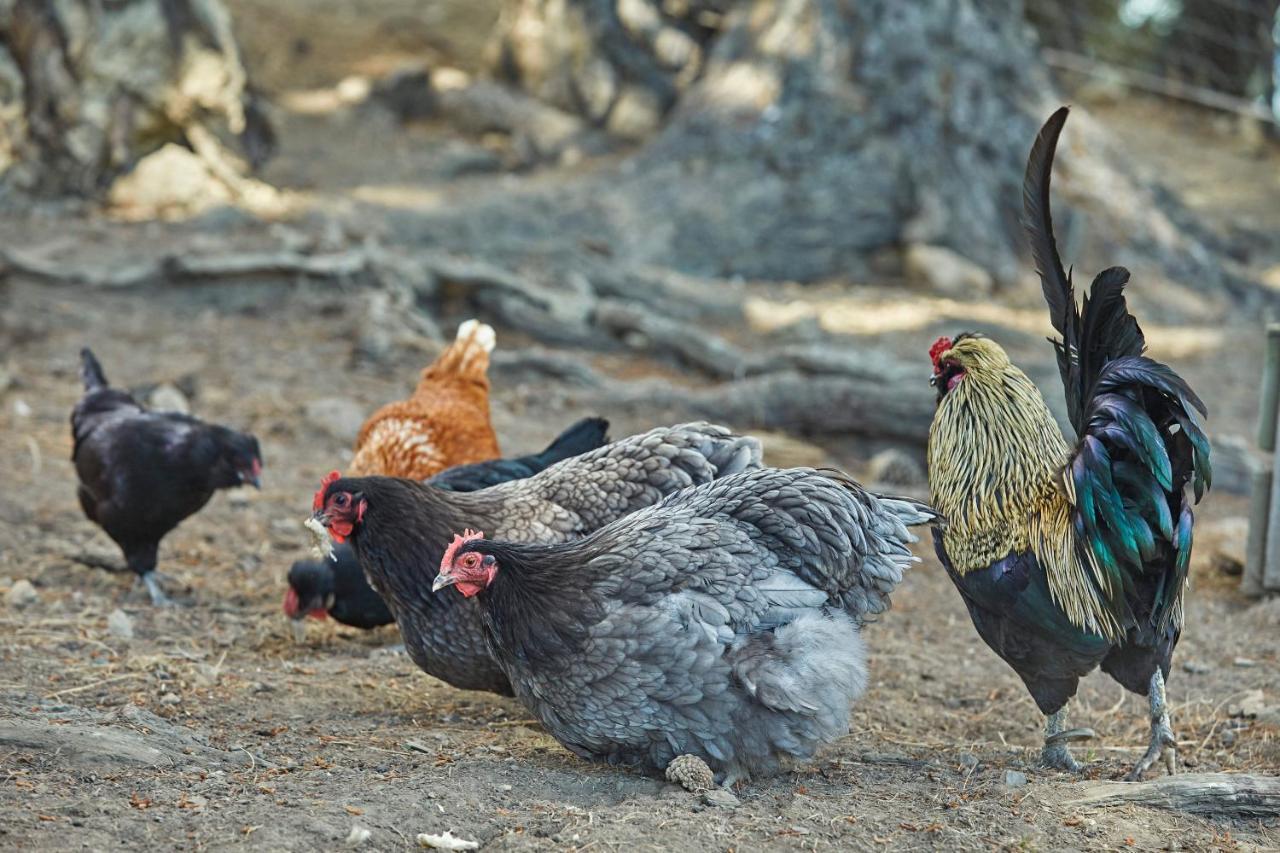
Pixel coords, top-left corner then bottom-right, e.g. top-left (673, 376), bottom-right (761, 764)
top-left (1, 4), bottom-right (1279, 851)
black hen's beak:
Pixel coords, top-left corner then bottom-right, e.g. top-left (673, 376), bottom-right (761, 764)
top-left (432, 572), bottom-right (458, 593)
top-left (240, 470), bottom-right (262, 489)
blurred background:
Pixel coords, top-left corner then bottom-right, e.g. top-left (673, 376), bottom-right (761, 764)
top-left (1, 1), bottom-right (1279, 849)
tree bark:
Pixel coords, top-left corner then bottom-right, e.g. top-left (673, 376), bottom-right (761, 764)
top-left (474, 0), bottom-right (1246, 307)
top-left (0, 0), bottom-right (273, 198)
top-left (1062, 773), bottom-right (1280, 818)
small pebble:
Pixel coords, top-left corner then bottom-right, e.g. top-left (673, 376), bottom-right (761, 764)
top-left (107, 608), bottom-right (134, 639)
top-left (160, 693), bottom-right (181, 706)
top-left (701, 788), bottom-right (740, 809)
top-left (12, 398), bottom-right (31, 417)
top-left (1220, 729), bottom-right (1237, 747)
top-left (5, 579), bottom-right (39, 608)
top-left (958, 753), bottom-right (979, 770)
top-left (1003, 770), bottom-right (1028, 788)
top-left (1233, 657), bottom-right (1258, 668)
top-left (497, 784), bottom-right (512, 792)
top-left (1182, 660), bottom-right (1210, 674)
top-left (346, 825), bottom-right (372, 846)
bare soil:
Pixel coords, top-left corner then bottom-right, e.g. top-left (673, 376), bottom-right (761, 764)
top-left (0, 5), bottom-right (1278, 850)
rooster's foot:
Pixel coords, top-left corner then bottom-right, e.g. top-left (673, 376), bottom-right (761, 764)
top-left (139, 572), bottom-right (179, 607)
top-left (1127, 669), bottom-right (1176, 781)
top-left (1041, 708), bottom-right (1091, 772)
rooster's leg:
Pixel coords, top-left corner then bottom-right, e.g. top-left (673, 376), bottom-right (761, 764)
top-left (1126, 668), bottom-right (1176, 781)
top-left (1041, 707), bottom-right (1094, 772)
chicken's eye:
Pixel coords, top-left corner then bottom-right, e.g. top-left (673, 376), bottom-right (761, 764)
top-left (461, 553), bottom-right (480, 569)
top-left (334, 494), bottom-right (349, 507)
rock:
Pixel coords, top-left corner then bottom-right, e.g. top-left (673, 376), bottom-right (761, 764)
top-left (1220, 729), bottom-right (1237, 747)
top-left (107, 609), bottom-right (134, 639)
top-left (1182, 660), bottom-right (1210, 675)
top-left (1228, 689), bottom-right (1266, 719)
top-left (304, 397), bottom-right (367, 443)
top-left (108, 144), bottom-right (233, 218)
top-left (159, 693), bottom-right (181, 706)
top-left (146, 383), bottom-right (190, 415)
top-left (866, 448), bottom-right (925, 487)
top-left (904, 243), bottom-right (995, 297)
top-left (1003, 770), bottom-right (1028, 789)
top-left (700, 788), bottom-right (740, 809)
top-left (416, 831), bottom-right (479, 850)
top-left (5, 579), bottom-right (38, 608)
top-left (12, 398), bottom-right (32, 418)
top-left (958, 753), bottom-right (980, 770)
top-left (337, 76), bottom-right (373, 105)
top-left (346, 825), bottom-right (373, 846)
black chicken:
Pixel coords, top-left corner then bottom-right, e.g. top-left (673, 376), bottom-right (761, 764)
top-left (432, 468), bottom-right (937, 783)
top-left (72, 349), bottom-right (262, 605)
top-left (284, 417), bottom-right (610, 630)
top-left (311, 423), bottom-right (761, 695)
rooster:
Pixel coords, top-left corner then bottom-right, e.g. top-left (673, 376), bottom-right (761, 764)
top-left (432, 468), bottom-right (937, 784)
top-left (284, 417), bottom-right (610, 631)
top-left (311, 423), bottom-right (761, 695)
top-left (349, 319), bottom-right (500, 480)
top-left (926, 107), bottom-right (1211, 779)
top-left (72, 349), bottom-right (262, 605)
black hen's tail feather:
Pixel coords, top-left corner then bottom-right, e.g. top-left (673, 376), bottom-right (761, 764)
top-left (79, 348), bottom-right (109, 392)
top-left (1022, 105), bottom-right (1074, 343)
top-left (536, 417), bottom-right (610, 467)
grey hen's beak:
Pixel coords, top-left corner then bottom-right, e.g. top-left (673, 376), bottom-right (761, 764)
top-left (432, 573), bottom-right (458, 593)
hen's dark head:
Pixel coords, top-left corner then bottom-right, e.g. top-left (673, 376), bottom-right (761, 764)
top-left (212, 427), bottom-right (263, 489)
top-left (928, 333), bottom-right (1010, 402)
top-left (284, 559), bottom-right (335, 620)
top-left (433, 529), bottom-right (496, 598)
top-left (311, 471), bottom-right (367, 544)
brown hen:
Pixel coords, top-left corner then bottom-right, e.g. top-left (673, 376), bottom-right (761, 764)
top-left (349, 319), bottom-right (500, 479)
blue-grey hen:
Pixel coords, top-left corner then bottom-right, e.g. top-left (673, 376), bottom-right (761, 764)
top-left (311, 423), bottom-right (762, 696)
top-left (431, 468), bottom-right (937, 784)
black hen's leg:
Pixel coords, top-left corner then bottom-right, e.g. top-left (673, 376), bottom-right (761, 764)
top-left (126, 542), bottom-right (173, 607)
top-left (1127, 668), bottom-right (1176, 781)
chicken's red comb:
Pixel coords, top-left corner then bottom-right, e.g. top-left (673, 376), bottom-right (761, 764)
top-left (441, 528), bottom-right (485, 571)
top-left (313, 470), bottom-right (342, 512)
top-left (929, 336), bottom-right (954, 368)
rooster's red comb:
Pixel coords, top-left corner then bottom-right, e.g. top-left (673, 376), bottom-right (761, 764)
top-left (313, 470), bottom-right (342, 512)
top-left (441, 529), bottom-right (485, 571)
top-left (929, 336), bottom-right (954, 369)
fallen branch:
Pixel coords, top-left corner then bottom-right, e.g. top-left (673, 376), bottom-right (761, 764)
top-left (1061, 773), bottom-right (1280, 818)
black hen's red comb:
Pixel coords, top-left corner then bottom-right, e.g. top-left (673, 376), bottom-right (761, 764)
top-left (313, 470), bottom-right (341, 512)
top-left (929, 336), bottom-right (953, 368)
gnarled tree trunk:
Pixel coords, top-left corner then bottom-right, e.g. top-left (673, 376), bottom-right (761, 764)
top-left (0, 0), bottom-right (272, 199)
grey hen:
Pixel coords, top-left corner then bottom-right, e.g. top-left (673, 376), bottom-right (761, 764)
top-left (311, 423), bottom-right (762, 695)
top-left (432, 467), bottom-right (938, 783)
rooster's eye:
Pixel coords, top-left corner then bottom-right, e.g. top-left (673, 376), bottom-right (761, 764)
top-left (335, 494), bottom-right (348, 507)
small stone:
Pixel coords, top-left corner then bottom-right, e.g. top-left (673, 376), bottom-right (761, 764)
top-left (958, 753), bottom-right (979, 770)
top-left (336, 76), bottom-right (372, 105)
top-left (346, 825), bottom-right (372, 846)
top-left (665, 753), bottom-right (715, 792)
top-left (5, 579), bottom-right (38, 607)
top-left (866, 448), bottom-right (925, 487)
top-left (1003, 770), bottom-right (1028, 788)
top-left (904, 243), bottom-right (995, 297)
top-left (700, 788), bottom-right (740, 809)
top-left (416, 830), bottom-right (478, 850)
top-left (1233, 657), bottom-right (1259, 668)
top-left (107, 608), bottom-right (134, 639)
top-left (159, 693), bottom-right (181, 706)
top-left (304, 397), bottom-right (367, 443)
top-left (1228, 689), bottom-right (1266, 718)
top-left (12, 398), bottom-right (32, 418)
top-left (1182, 660), bottom-right (1210, 675)
top-left (1220, 729), bottom-right (1237, 747)
top-left (497, 784), bottom-right (512, 792)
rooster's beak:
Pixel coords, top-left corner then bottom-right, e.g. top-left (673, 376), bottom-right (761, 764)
top-left (928, 373), bottom-right (940, 387)
top-left (432, 573), bottom-right (458, 593)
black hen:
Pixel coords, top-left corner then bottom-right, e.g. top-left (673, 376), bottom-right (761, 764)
top-left (71, 349), bottom-right (262, 605)
top-left (433, 468), bottom-right (936, 783)
top-left (284, 417), bottom-right (610, 630)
